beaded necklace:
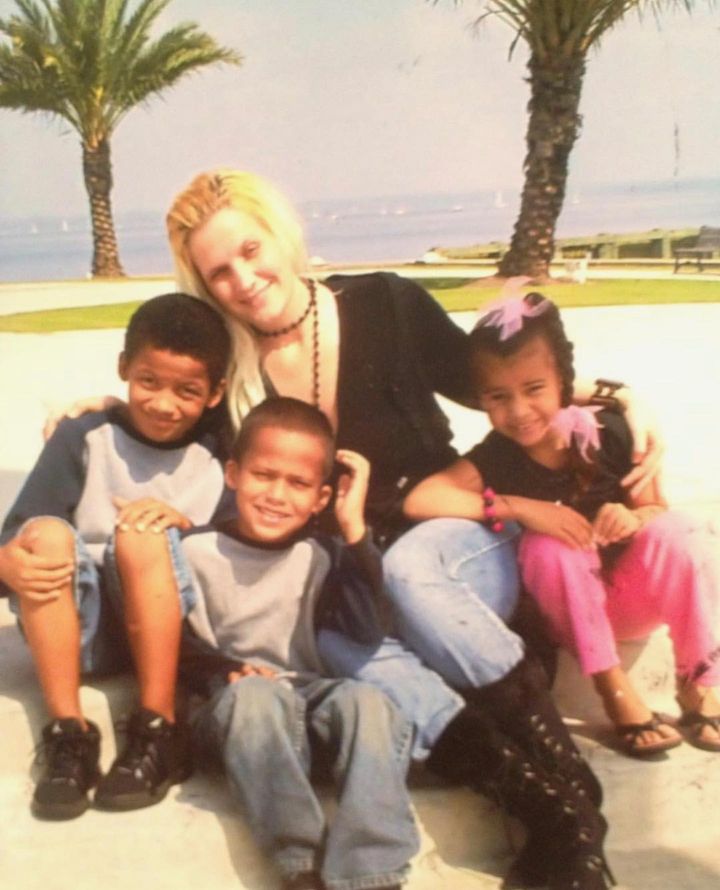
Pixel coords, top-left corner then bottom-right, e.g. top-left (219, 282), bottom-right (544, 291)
top-left (251, 279), bottom-right (320, 407)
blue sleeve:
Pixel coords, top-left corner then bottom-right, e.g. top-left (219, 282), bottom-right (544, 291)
top-left (315, 533), bottom-right (391, 646)
top-left (0, 418), bottom-right (87, 546)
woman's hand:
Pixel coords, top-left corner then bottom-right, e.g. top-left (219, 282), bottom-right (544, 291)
top-left (113, 496), bottom-right (192, 533)
top-left (43, 395), bottom-right (124, 440)
top-left (333, 449), bottom-right (370, 545)
top-left (592, 502), bottom-right (640, 546)
top-left (615, 390), bottom-right (665, 497)
top-left (507, 496), bottom-right (594, 549)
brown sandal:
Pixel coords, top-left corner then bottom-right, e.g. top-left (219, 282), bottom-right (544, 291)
top-left (678, 711), bottom-right (720, 752)
top-left (615, 712), bottom-right (683, 758)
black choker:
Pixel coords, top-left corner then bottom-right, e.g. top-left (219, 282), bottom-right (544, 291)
top-left (251, 280), bottom-right (316, 338)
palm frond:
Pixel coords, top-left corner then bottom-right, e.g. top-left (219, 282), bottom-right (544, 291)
top-left (0, 0), bottom-right (240, 142)
top-left (461, 0), bottom-right (716, 57)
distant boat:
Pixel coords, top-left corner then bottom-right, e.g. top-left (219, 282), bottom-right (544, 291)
top-left (451, 204), bottom-right (464, 212)
top-left (60, 219), bottom-right (69, 232)
top-left (30, 223), bottom-right (39, 235)
top-left (493, 190), bottom-right (507, 209)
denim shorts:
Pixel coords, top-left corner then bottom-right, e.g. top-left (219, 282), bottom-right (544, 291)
top-left (9, 518), bottom-right (195, 676)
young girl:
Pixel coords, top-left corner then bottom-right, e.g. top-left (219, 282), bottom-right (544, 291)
top-left (404, 291), bottom-right (720, 759)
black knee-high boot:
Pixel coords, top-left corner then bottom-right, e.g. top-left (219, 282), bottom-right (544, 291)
top-left (463, 654), bottom-right (603, 808)
top-left (427, 706), bottom-right (614, 890)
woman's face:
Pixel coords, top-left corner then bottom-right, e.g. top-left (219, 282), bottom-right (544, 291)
top-left (188, 206), bottom-right (299, 330)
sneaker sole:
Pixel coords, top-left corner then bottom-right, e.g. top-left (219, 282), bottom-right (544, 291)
top-left (32, 795), bottom-right (91, 820)
top-left (93, 777), bottom-right (174, 811)
top-left (93, 765), bottom-right (192, 812)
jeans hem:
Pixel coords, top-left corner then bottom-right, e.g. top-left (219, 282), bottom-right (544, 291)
top-left (276, 857), bottom-right (317, 878)
top-left (324, 866), bottom-right (409, 890)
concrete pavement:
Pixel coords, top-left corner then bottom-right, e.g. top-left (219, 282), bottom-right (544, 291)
top-left (1, 276), bottom-right (719, 890)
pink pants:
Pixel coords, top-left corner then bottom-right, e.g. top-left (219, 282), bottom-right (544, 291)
top-left (518, 511), bottom-right (720, 685)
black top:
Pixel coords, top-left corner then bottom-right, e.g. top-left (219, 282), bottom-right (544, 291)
top-left (326, 272), bottom-right (474, 541)
top-left (464, 409), bottom-right (634, 522)
top-left (264, 272), bottom-right (474, 544)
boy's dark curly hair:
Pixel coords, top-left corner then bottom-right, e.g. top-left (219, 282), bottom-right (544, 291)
top-left (124, 292), bottom-right (231, 390)
top-left (468, 292), bottom-right (575, 406)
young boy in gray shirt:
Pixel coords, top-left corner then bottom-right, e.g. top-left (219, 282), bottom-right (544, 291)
top-left (179, 397), bottom-right (418, 890)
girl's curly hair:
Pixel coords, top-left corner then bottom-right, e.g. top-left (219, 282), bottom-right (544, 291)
top-left (468, 292), bottom-right (575, 406)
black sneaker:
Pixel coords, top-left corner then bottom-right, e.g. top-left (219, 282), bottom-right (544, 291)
top-left (93, 708), bottom-right (192, 811)
top-left (33, 718), bottom-right (101, 820)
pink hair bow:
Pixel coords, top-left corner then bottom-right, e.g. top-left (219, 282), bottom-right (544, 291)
top-left (551, 406), bottom-right (603, 461)
top-left (476, 282), bottom-right (551, 341)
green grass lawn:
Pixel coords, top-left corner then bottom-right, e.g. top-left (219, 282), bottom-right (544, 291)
top-left (1, 277), bottom-right (719, 333)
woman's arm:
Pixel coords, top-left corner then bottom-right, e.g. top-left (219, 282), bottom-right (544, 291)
top-left (574, 378), bottom-right (664, 496)
top-left (43, 395), bottom-right (123, 441)
top-left (391, 275), bottom-right (477, 408)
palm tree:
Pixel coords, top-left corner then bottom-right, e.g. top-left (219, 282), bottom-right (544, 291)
top-left (0, 0), bottom-right (241, 277)
top-left (444, 1), bottom-right (709, 280)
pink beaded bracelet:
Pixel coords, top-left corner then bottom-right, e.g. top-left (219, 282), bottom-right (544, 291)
top-left (482, 487), bottom-right (505, 533)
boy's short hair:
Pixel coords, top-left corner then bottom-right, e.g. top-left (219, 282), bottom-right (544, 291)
top-left (124, 293), bottom-right (231, 389)
top-left (231, 397), bottom-right (335, 480)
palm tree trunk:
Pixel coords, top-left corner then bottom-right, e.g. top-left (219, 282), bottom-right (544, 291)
top-left (82, 138), bottom-right (125, 277)
top-left (498, 52), bottom-right (586, 280)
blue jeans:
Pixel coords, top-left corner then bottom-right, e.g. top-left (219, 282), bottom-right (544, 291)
top-left (319, 519), bottom-right (524, 761)
top-left (191, 675), bottom-right (418, 890)
top-left (384, 518), bottom-right (524, 687)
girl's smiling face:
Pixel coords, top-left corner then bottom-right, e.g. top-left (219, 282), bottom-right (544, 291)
top-left (474, 334), bottom-right (563, 454)
top-left (187, 206), bottom-right (303, 332)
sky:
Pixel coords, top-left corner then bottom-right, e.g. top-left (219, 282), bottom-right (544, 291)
top-left (0, 0), bottom-right (718, 221)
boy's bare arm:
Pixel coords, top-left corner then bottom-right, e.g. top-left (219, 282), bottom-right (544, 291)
top-left (113, 496), bottom-right (192, 533)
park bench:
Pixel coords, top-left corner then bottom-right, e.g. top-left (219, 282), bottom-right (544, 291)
top-left (673, 225), bottom-right (720, 272)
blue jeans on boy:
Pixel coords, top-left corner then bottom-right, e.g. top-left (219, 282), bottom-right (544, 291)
top-left (319, 519), bottom-right (524, 761)
top-left (190, 675), bottom-right (418, 890)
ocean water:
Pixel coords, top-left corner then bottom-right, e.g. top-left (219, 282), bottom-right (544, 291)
top-left (1, 178), bottom-right (718, 283)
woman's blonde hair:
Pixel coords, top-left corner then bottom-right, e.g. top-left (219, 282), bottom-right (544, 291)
top-left (166, 168), bottom-right (310, 428)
